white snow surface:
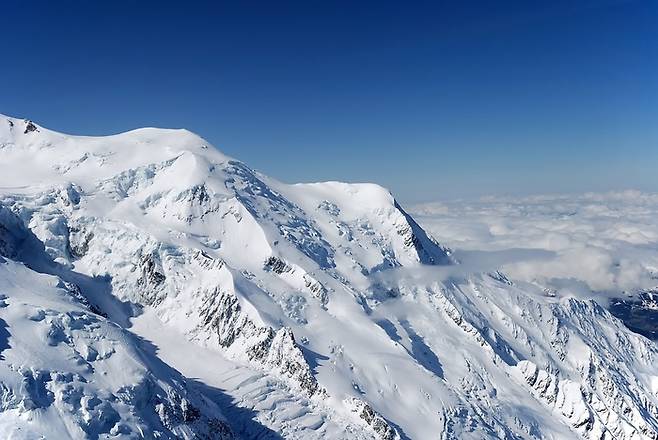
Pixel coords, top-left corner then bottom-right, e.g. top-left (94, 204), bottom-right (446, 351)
top-left (0, 115), bottom-right (657, 439)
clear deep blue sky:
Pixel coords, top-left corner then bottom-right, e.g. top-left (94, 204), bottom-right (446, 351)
top-left (3, 1), bottom-right (657, 202)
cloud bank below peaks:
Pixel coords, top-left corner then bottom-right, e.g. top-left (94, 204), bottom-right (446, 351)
top-left (411, 190), bottom-right (658, 297)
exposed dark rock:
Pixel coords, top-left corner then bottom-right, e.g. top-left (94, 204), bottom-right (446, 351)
top-left (318, 200), bottom-right (340, 216)
top-left (200, 288), bottom-right (246, 348)
top-left (57, 184), bottom-right (82, 206)
top-left (57, 280), bottom-right (107, 318)
top-left (146, 379), bottom-right (234, 439)
top-left (68, 226), bottom-right (94, 259)
top-left (264, 256), bottom-right (292, 274)
top-left (135, 253), bottom-right (167, 304)
top-left (303, 274), bottom-right (328, 305)
top-left (0, 205), bottom-right (32, 259)
top-left (189, 184), bottom-right (211, 204)
top-left (348, 397), bottom-right (400, 440)
top-left (488, 271), bottom-right (514, 286)
top-left (23, 120), bottom-right (38, 134)
top-left (393, 200), bottom-right (453, 265)
top-left (200, 287), bottom-right (324, 397)
top-left (194, 250), bottom-right (225, 271)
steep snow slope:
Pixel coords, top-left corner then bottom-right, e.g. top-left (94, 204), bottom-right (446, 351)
top-left (0, 222), bottom-right (234, 439)
top-left (1, 115), bottom-right (658, 439)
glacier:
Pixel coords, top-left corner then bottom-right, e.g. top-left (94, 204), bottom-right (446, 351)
top-left (0, 115), bottom-right (657, 439)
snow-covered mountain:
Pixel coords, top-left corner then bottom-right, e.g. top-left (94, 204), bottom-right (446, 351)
top-left (1, 115), bottom-right (657, 439)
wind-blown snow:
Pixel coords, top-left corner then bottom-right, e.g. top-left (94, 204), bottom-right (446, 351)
top-left (1, 115), bottom-right (658, 439)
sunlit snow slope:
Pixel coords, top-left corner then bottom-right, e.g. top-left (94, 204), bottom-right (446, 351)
top-left (1, 115), bottom-right (658, 439)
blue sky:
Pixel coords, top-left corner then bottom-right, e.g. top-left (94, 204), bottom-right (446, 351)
top-left (3, 0), bottom-right (657, 202)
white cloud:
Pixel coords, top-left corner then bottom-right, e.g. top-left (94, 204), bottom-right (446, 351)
top-left (412, 191), bottom-right (658, 295)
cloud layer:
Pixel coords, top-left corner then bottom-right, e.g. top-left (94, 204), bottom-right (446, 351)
top-left (412, 191), bottom-right (658, 296)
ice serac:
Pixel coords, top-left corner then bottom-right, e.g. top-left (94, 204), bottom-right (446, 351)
top-left (0, 209), bottom-right (234, 439)
top-left (1, 114), bottom-right (658, 439)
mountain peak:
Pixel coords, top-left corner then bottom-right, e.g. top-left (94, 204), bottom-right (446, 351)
top-left (0, 114), bottom-right (453, 271)
top-left (0, 115), bottom-right (232, 191)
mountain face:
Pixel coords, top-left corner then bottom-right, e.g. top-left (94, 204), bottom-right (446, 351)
top-left (0, 115), bottom-right (657, 439)
top-left (609, 290), bottom-right (658, 341)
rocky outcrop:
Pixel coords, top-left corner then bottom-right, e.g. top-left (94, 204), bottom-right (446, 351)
top-left (346, 397), bottom-right (400, 440)
top-left (0, 205), bottom-right (27, 259)
top-left (515, 359), bottom-right (658, 440)
top-left (303, 273), bottom-right (328, 305)
top-left (394, 200), bottom-right (453, 265)
top-left (134, 252), bottom-right (167, 305)
top-left (199, 286), bottom-right (324, 398)
top-left (264, 255), bottom-right (292, 274)
top-left (23, 120), bottom-right (38, 134)
top-left (68, 225), bottom-right (94, 259)
top-left (0, 258), bottom-right (235, 439)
